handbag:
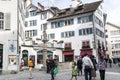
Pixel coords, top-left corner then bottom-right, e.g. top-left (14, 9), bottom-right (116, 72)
top-left (53, 67), bottom-right (58, 75)
top-left (91, 68), bottom-right (96, 77)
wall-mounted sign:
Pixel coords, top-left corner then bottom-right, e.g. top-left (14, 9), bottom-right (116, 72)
top-left (9, 44), bottom-right (16, 52)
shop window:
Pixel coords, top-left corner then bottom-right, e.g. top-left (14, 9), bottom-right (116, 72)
top-left (37, 51), bottom-right (43, 64)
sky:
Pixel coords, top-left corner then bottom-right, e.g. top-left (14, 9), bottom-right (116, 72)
top-left (32, 0), bottom-right (120, 26)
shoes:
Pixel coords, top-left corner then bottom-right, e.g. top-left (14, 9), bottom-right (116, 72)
top-left (29, 77), bottom-right (33, 79)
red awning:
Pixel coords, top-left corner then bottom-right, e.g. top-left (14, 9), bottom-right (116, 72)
top-left (63, 50), bottom-right (74, 55)
top-left (80, 49), bottom-right (92, 57)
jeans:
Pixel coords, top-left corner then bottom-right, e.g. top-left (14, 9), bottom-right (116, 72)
top-left (99, 70), bottom-right (105, 80)
top-left (51, 68), bottom-right (54, 80)
top-left (84, 68), bottom-right (92, 80)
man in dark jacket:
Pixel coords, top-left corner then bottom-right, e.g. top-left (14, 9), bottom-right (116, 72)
top-left (77, 56), bottom-right (83, 76)
top-left (49, 56), bottom-right (56, 80)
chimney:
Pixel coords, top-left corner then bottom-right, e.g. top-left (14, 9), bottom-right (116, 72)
top-left (71, 0), bottom-right (82, 8)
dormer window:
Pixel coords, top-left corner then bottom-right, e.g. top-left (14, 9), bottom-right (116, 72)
top-left (30, 10), bottom-right (37, 16)
top-left (41, 12), bottom-right (47, 20)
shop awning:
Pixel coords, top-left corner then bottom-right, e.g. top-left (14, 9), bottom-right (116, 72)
top-left (80, 49), bottom-right (92, 57)
top-left (63, 50), bottom-right (74, 55)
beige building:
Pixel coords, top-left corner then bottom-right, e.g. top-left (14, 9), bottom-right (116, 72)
top-left (105, 22), bottom-right (120, 64)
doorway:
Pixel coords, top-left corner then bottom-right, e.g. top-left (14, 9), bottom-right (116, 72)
top-left (0, 44), bottom-right (3, 69)
top-left (22, 50), bottom-right (28, 67)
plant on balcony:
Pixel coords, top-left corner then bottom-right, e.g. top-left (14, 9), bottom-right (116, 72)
top-left (26, 37), bottom-right (32, 41)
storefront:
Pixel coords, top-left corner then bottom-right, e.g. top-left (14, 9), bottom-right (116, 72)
top-left (63, 50), bottom-right (74, 62)
top-left (21, 46), bottom-right (63, 69)
top-left (80, 49), bottom-right (92, 57)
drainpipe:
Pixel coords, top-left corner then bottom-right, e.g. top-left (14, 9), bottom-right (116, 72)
top-left (92, 13), bottom-right (98, 62)
top-left (16, 0), bottom-right (19, 72)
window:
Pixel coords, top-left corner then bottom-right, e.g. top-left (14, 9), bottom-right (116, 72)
top-left (78, 15), bottom-right (93, 24)
top-left (61, 32), bottom-right (64, 38)
top-left (25, 11), bottom-right (29, 18)
top-left (29, 20), bottom-right (37, 26)
top-left (68, 19), bottom-right (74, 25)
top-left (82, 41), bottom-right (90, 48)
top-left (0, 12), bottom-right (4, 30)
top-left (51, 22), bottom-right (57, 28)
top-left (64, 43), bottom-right (72, 50)
top-left (79, 27), bottom-right (93, 36)
top-left (41, 12), bottom-right (47, 20)
top-left (49, 33), bottom-right (55, 39)
top-left (61, 31), bottom-right (75, 38)
top-left (105, 30), bottom-right (107, 32)
top-left (79, 29), bottom-right (82, 35)
top-left (25, 21), bottom-right (28, 27)
top-left (96, 28), bottom-right (104, 38)
top-left (105, 35), bottom-right (108, 38)
top-left (25, 30), bottom-right (37, 38)
top-left (41, 23), bottom-right (47, 30)
top-left (111, 30), bottom-right (120, 35)
top-left (95, 16), bottom-right (103, 27)
top-left (51, 19), bottom-right (74, 29)
top-left (58, 20), bottom-right (65, 27)
top-left (33, 30), bottom-right (37, 36)
top-left (30, 10), bottom-right (37, 16)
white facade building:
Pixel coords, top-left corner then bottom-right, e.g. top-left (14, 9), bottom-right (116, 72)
top-left (21, 0), bottom-right (106, 69)
top-left (0, 0), bottom-right (25, 73)
top-left (105, 22), bottom-right (120, 64)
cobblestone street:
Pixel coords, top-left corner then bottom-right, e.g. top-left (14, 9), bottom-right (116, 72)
top-left (0, 65), bottom-right (120, 80)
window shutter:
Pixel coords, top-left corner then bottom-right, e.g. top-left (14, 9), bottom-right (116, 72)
top-left (5, 13), bottom-right (11, 30)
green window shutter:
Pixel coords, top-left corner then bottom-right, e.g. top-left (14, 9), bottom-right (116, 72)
top-left (5, 13), bottom-right (11, 30)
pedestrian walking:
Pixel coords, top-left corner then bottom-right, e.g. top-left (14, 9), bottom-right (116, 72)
top-left (54, 55), bottom-right (59, 67)
top-left (97, 56), bottom-right (107, 80)
top-left (46, 56), bottom-right (50, 73)
top-left (82, 53), bottom-right (94, 80)
top-left (28, 58), bottom-right (34, 79)
top-left (70, 61), bottom-right (77, 80)
top-left (49, 56), bottom-right (56, 80)
top-left (77, 56), bottom-right (83, 76)
top-left (108, 58), bottom-right (112, 68)
top-left (20, 58), bottom-right (24, 71)
top-left (90, 55), bottom-right (97, 80)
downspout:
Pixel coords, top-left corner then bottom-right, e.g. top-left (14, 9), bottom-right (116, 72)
top-left (17, 0), bottom-right (19, 72)
top-left (92, 12), bottom-right (98, 62)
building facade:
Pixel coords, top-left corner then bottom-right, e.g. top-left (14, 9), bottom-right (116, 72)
top-left (0, 0), bottom-right (25, 73)
top-left (105, 22), bottom-right (120, 64)
top-left (20, 0), bottom-right (106, 69)
top-left (21, 0), bottom-right (64, 69)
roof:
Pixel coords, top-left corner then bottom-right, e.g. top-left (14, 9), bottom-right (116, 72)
top-left (106, 22), bottom-right (120, 29)
top-left (47, 1), bottom-right (102, 21)
top-left (26, 3), bottom-right (38, 10)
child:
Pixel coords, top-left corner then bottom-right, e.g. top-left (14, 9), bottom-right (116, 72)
top-left (70, 62), bottom-right (77, 80)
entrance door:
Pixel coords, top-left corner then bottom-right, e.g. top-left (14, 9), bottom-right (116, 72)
top-left (0, 44), bottom-right (3, 69)
top-left (65, 55), bottom-right (73, 62)
top-left (22, 50), bottom-right (28, 67)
